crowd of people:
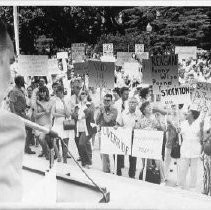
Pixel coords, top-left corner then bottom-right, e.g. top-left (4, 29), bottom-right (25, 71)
top-left (1, 19), bottom-right (211, 203)
top-left (1, 67), bottom-right (211, 196)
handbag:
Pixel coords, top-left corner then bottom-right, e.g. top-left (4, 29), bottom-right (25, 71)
top-left (139, 165), bottom-right (161, 184)
top-left (63, 119), bottom-right (75, 130)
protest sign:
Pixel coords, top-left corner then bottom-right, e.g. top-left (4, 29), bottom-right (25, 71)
top-left (136, 52), bottom-right (149, 62)
top-left (71, 43), bottom-right (85, 62)
top-left (100, 127), bottom-right (132, 155)
top-left (175, 46), bottom-right (197, 61)
top-left (151, 54), bottom-right (179, 94)
top-left (132, 130), bottom-right (163, 160)
top-left (18, 55), bottom-right (48, 76)
top-left (73, 62), bottom-right (88, 75)
top-left (88, 60), bottom-right (115, 89)
top-left (56, 52), bottom-right (68, 59)
top-left (116, 52), bottom-right (134, 66)
top-left (103, 43), bottom-right (113, 56)
top-left (48, 59), bottom-right (61, 75)
top-left (100, 55), bottom-right (116, 62)
top-left (142, 59), bottom-right (152, 84)
top-left (160, 85), bottom-right (191, 105)
top-left (122, 62), bottom-right (140, 79)
top-left (135, 44), bottom-right (144, 54)
top-left (192, 82), bottom-right (211, 114)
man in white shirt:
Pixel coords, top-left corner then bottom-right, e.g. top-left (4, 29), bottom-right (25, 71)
top-left (114, 87), bottom-right (130, 176)
top-left (116, 96), bottom-right (142, 178)
top-left (0, 20), bottom-right (26, 202)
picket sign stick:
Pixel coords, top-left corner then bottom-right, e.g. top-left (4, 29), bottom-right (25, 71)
top-left (143, 158), bottom-right (147, 181)
top-left (114, 154), bottom-right (118, 175)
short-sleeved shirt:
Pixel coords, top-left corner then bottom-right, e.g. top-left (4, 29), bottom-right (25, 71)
top-left (9, 86), bottom-right (26, 118)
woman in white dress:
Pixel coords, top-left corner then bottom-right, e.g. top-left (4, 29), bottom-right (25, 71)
top-left (51, 85), bottom-right (71, 163)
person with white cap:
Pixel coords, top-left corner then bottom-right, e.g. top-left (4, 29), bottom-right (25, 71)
top-left (0, 20), bottom-right (26, 202)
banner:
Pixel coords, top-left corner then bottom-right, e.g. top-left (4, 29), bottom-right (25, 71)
top-left (192, 82), bottom-right (211, 113)
top-left (142, 59), bottom-right (152, 84)
top-left (116, 52), bottom-right (134, 66)
top-left (160, 86), bottom-right (191, 106)
top-left (132, 130), bottom-right (163, 160)
top-left (103, 43), bottom-right (113, 56)
top-left (151, 54), bottom-right (179, 94)
top-left (71, 43), bottom-right (85, 62)
top-left (135, 44), bottom-right (144, 54)
top-left (73, 62), bottom-right (89, 76)
top-left (48, 59), bottom-right (60, 75)
top-left (100, 127), bottom-right (132, 155)
top-left (175, 46), bottom-right (197, 61)
top-left (100, 55), bottom-right (116, 62)
top-left (18, 55), bottom-right (48, 76)
top-left (88, 60), bottom-right (115, 89)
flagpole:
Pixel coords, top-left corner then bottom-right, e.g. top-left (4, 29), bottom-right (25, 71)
top-left (13, 6), bottom-right (20, 56)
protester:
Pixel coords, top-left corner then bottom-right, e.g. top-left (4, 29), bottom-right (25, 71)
top-left (51, 85), bottom-right (71, 163)
top-left (178, 108), bottom-right (203, 190)
top-left (116, 96), bottom-right (142, 178)
top-left (34, 86), bottom-right (52, 159)
top-left (72, 91), bottom-right (96, 168)
top-left (96, 94), bottom-right (118, 173)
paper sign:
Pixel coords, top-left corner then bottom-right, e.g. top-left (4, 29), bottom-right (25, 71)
top-left (192, 82), bottom-right (211, 113)
top-left (160, 86), bottom-right (191, 105)
top-left (48, 59), bottom-right (60, 75)
top-left (103, 43), bottom-right (113, 56)
top-left (73, 62), bottom-right (88, 75)
top-left (100, 56), bottom-right (116, 62)
top-left (116, 52), bottom-right (135, 66)
top-left (132, 130), bottom-right (163, 160)
top-left (135, 44), bottom-right (144, 54)
top-left (151, 54), bottom-right (179, 94)
top-left (18, 55), bottom-right (48, 76)
top-left (122, 62), bottom-right (140, 78)
top-left (100, 127), bottom-right (132, 155)
top-left (142, 59), bottom-right (152, 84)
top-left (175, 46), bottom-right (197, 61)
top-left (88, 60), bottom-right (115, 89)
top-left (71, 43), bottom-right (85, 62)
top-left (136, 52), bottom-right (149, 61)
top-left (57, 52), bottom-right (68, 59)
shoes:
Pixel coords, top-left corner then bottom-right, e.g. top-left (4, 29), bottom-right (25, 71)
top-left (25, 149), bottom-right (36, 154)
top-left (63, 159), bottom-right (67, 164)
top-left (83, 165), bottom-right (90, 169)
top-left (77, 158), bottom-right (81, 162)
top-left (57, 157), bottom-right (62, 162)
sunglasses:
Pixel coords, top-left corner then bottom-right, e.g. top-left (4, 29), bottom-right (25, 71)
top-left (104, 99), bottom-right (111, 102)
top-left (81, 92), bottom-right (86, 95)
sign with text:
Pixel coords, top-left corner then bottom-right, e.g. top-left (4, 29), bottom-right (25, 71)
top-left (48, 59), bottom-right (60, 75)
top-left (142, 59), bottom-right (152, 84)
top-left (103, 43), bottom-right (113, 56)
top-left (135, 44), bottom-right (144, 54)
top-left (57, 52), bottom-right (68, 59)
top-left (71, 43), bottom-right (85, 62)
top-left (100, 55), bottom-right (116, 62)
top-left (100, 127), bottom-right (132, 155)
top-left (132, 130), bottom-right (163, 160)
top-left (192, 82), bottom-right (211, 114)
top-left (136, 52), bottom-right (149, 61)
top-left (151, 54), bottom-right (179, 94)
top-left (88, 60), bottom-right (115, 89)
top-left (175, 46), bottom-right (197, 61)
top-left (18, 55), bottom-right (48, 76)
top-left (116, 52), bottom-right (134, 66)
top-left (73, 62), bottom-right (89, 75)
top-left (122, 62), bottom-right (140, 79)
top-left (160, 86), bottom-right (191, 105)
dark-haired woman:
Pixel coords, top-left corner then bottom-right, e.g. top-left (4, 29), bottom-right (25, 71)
top-left (138, 101), bottom-right (166, 184)
top-left (34, 86), bottom-right (52, 159)
top-left (178, 109), bottom-right (203, 190)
